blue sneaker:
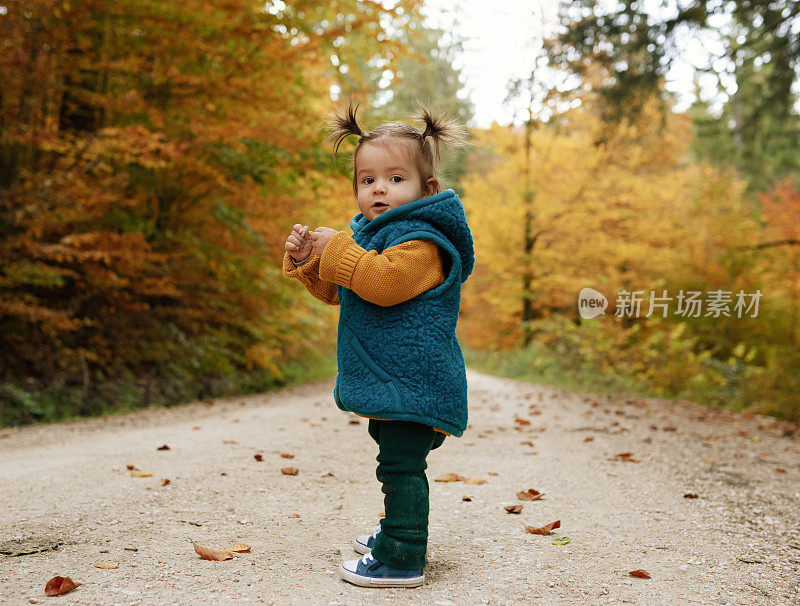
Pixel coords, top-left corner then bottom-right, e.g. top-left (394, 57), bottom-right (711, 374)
top-left (339, 553), bottom-right (424, 588)
top-left (353, 526), bottom-right (380, 555)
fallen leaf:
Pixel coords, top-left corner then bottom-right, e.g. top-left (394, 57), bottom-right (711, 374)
top-left (125, 464), bottom-right (137, 471)
top-left (280, 453), bottom-right (294, 459)
top-left (609, 452), bottom-right (640, 462)
top-left (775, 468), bottom-right (786, 473)
top-left (515, 418), bottom-right (531, 426)
top-left (223, 440), bottom-right (237, 444)
top-left (349, 419), bottom-right (360, 425)
top-left (288, 514), bottom-right (300, 518)
top-left (157, 444), bottom-right (170, 451)
top-left (683, 492), bottom-right (698, 498)
top-left (130, 471), bottom-right (152, 477)
top-left (321, 472), bottom-right (335, 477)
top-left (93, 562), bottom-right (118, 569)
top-left (505, 505), bottom-right (523, 514)
top-left (520, 441), bottom-right (534, 447)
top-left (462, 496), bottom-right (472, 502)
top-left (517, 489), bottom-right (544, 501)
top-left (463, 478), bottom-right (486, 485)
top-left (488, 471), bottom-right (499, 476)
top-left (435, 473), bottom-right (465, 482)
top-left (629, 569), bottom-right (651, 578)
top-left (192, 426), bottom-right (200, 430)
top-left (225, 543), bottom-right (251, 553)
top-left (526, 520), bottom-right (561, 535)
top-left (254, 454), bottom-right (263, 461)
top-left (161, 478), bottom-right (170, 486)
top-left (45, 576), bottom-right (81, 596)
top-left (584, 436), bottom-right (594, 442)
top-left (379, 511), bottom-right (385, 517)
top-left (551, 536), bottom-right (570, 545)
top-left (281, 467), bottom-right (298, 475)
top-left (190, 539), bottom-right (234, 561)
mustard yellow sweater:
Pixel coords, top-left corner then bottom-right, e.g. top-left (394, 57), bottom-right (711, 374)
top-left (282, 231), bottom-right (445, 306)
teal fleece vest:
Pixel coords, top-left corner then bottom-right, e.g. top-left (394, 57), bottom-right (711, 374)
top-left (332, 189), bottom-right (475, 436)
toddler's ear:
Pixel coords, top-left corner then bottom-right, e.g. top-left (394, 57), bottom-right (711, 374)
top-left (426, 177), bottom-right (439, 195)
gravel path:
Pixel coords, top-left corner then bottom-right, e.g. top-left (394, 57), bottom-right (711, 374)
top-left (1, 369), bottom-right (798, 605)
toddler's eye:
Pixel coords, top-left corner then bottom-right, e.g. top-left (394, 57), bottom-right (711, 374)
top-left (390, 176), bottom-right (403, 183)
top-left (363, 177), bottom-right (374, 185)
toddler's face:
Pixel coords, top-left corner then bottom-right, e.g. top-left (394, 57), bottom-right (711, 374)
top-left (355, 139), bottom-right (436, 221)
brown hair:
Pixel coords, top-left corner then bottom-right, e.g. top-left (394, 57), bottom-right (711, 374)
top-left (323, 100), bottom-right (469, 195)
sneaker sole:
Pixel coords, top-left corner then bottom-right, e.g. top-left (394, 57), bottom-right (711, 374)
top-left (352, 539), bottom-right (370, 555)
top-left (339, 564), bottom-right (424, 588)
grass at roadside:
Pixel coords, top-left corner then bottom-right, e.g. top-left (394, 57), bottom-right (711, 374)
top-left (0, 350), bottom-right (339, 429)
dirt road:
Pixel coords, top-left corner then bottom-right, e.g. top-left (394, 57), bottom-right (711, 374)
top-left (1, 370), bottom-right (798, 605)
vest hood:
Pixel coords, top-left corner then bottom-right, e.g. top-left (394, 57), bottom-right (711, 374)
top-left (348, 189), bottom-right (475, 283)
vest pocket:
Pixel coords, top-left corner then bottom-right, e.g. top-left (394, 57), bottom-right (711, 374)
top-left (342, 327), bottom-right (403, 409)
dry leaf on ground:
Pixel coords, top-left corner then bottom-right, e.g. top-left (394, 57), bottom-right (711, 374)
top-left (463, 478), bottom-right (486, 485)
top-left (93, 562), bottom-right (118, 569)
top-left (130, 471), bottom-right (152, 477)
top-left (629, 569), bottom-right (651, 578)
top-left (280, 453), bottom-right (294, 459)
top-left (190, 539), bottom-right (234, 561)
top-left (517, 489), bottom-right (544, 501)
top-left (45, 576), bottom-right (81, 596)
top-left (584, 436), bottom-right (595, 442)
top-left (288, 513), bottom-right (300, 518)
top-left (254, 454), bottom-right (263, 461)
top-left (435, 473), bottom-right (465, 482)
top-left (281, 467), bottom-right (298, 475)
top-left (161, 478), bottom-right (170, 486)
top-left (462, 496), bottom-right (472, 502)
top-left (526, 520), bottom-right (561, 535)
top-left (157, 444), bottom-right (170, 450)
top-left (609, 452), bottom-right (640, 462)
top-left (225, 543), bottom-right (251, 553)
top-left (125, 464), bottom-right (137, 470)
top-left (683, 492), bottom-right (698, 498)
top-left (505, 505), bottom-right (523, 514)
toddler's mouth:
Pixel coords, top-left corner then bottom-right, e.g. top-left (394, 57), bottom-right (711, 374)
top-left (372, 202), bottom-right (389, 208)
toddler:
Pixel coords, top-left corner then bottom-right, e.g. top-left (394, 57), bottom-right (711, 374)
top-left (282, 102), bottom-right (474, 588)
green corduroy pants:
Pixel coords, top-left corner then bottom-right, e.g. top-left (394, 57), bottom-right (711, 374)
top-left (367, 418), bottom-right (446, 570)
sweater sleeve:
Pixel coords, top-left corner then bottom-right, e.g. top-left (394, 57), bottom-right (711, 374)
top-left (318, 231), bottom-right (446, 307)
top-left (282, 250), bottom-right (340, 306)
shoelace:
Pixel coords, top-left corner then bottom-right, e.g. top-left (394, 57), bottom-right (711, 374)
top-left (371, 526), bottom-right (380, 539)
top-left (360, 552), bottom-right (375, 566)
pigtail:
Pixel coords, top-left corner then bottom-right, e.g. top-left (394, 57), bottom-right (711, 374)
top-left (414, 104), bottom-right (469, 163)
top-left (323, 100), bottom-right (365, 155)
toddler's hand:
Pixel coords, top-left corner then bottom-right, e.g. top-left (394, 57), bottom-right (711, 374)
top-left (285, 224), bottom-right (313, 261)
top-left (310, 227), bottom-right (338, 257)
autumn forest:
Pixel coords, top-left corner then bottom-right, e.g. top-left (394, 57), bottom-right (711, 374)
top-left (1, 0), bottom-right (799, 426)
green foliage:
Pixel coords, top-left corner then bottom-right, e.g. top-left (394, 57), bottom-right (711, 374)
top-left (463, 315), bottom-right (800, 423)
top-left (0, 348), bottom-right (338, 428)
